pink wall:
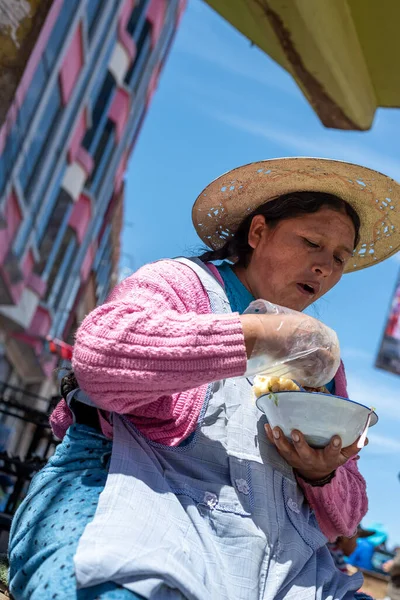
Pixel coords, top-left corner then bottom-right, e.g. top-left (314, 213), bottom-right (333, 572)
top-left (59, 23), bottom-right (84, 105)
top-left (21, 249), bottom-right (34, 280)
top-left (118, 0), bottom-right (137, 60)
top-left (42, 355), bottom-right (58, 379)
top-left (0, 0), bottom-right (64, 155)
top-left (146, 62), bottom-right (161, 107)
top-left (68, 108), bottom-right (88, 163)
top-left (26, 272), bottom-right (47, 298)
top-left (29, 306), bottom-right (52, 338)
top-left (80, 242), bottom-right (96, 281)
top-left (0, 266), bottom-right (24, 305)
top-left (147, 0), bottom-right (167, 48)
top-left (76, 146), bottom-right (94, 176)
top-left (69, 194), bottom-right (92, 244)
top-left (108, 88), bottom-right (130, 142)
top-left (119, 0), bottom-right (134, 24)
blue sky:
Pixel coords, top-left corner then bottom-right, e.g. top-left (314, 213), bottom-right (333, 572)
top-left (122, 0), bottom-right (400, 546)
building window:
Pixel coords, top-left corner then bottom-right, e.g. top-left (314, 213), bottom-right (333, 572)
top-left (86, 0), bottom-right (107, 40)
top-left (83, 71), bottom-right (116, 153)
top-left (35, 189), bottom-right (73, 275)
top-left (94, 224), bottom-right (111, 270)
top-left (0, 57), bottom-right (48, 194)
top-left (13, 166), bottom-right (65, 259)
top-left (1, 127), bottom-right (19, 197)
top-left (130, 101), bottom-right (146, 146)
top-left (126, 0), bottom-right (148, 39)
top-left (94, 232), bottom-right (113, 304)
top-left (18, 58), bottom-right (48, 137)
top-left (52, 276), bottom-right (80, 339)
top-left (96, 260), bottom-right (112, 303)
top-left (43, 0), bottom-right (80, 74)
top-left (34, 166), bottom-right (66, 246)
top-left (124, 20), bottom-right (152, 91)
top-left (46, 228), bottom-right (77, 309)
top-left (0, 0), bottom-right (80, 199)
top-left (28, 32), bottom-right (116, 217)
top-left (18, 83), bottom-right (62, 201)
top-left (87, 120), bottom-right (116, 196)
top-left (84, 35), bottom-right (115, 114)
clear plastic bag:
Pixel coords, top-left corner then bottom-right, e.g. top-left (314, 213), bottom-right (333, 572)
top-left (243, 300), bottom-right (340, 388)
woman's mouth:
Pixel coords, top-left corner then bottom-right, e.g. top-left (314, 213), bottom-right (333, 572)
top-left (296, 282), bottom-right (319, 297)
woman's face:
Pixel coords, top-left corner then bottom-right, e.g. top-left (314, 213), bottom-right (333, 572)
top-left (236, 206), bottom-right (356, 311)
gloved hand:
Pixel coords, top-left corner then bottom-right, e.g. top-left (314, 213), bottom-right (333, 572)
top-left (240, 300), bottom-right (340, 388)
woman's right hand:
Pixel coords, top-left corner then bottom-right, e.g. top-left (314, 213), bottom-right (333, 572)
top-left (240, 312), bottom-right (340, 388)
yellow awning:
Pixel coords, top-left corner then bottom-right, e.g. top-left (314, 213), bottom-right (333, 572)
top-left (204, 0), bottom-right (400, 130)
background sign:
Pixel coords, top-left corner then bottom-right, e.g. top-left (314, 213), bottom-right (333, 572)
top-left (376, 275), bottom-right (400, 375)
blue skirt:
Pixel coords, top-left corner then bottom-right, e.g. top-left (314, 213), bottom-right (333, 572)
top-left (8, 424), bottom-right (142, 599)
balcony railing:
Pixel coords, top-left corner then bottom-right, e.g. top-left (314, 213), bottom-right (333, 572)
top-left (0, 381), bottom-right (59, 523)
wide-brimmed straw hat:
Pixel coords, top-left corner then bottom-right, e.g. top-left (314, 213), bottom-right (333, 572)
top-left (192, 157), bottom-right (400, 273)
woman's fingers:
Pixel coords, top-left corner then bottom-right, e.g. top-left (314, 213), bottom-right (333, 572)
top-left (341, 435), bottom-right (368, 460)
top-left (290, 430), bottom-right (317, 469)
top-left (265, 426), bottom-right (324, 471)
top-left (264, 423), bottom-right (275, 444)
top-left (264, 425), bottom-right (299, 465)
top-left (291, 430), bottom-right (337, 478)
top-left (323, 435), bottom-right (342, 465)
top-left (272, 428), bottom-right (299, 461)
top-left (264, 425), bottom-right (368, 479)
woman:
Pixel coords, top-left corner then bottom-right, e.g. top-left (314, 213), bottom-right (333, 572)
top-left (9, 157), bottom-right (400, 600)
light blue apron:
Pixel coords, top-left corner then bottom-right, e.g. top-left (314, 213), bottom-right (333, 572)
top-left (73, 258), bottom-right (364, 599)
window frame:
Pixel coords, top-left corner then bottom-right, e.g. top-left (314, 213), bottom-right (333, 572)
top-left (18, 82), bottom-right (63, 201)
top-left (124, 19), bottom-right (153, 92)
top-left (46, 229), bottom-right (78, 309)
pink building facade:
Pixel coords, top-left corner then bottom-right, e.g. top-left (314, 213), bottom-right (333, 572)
top-left (0, 0), bottom-right (185, 395)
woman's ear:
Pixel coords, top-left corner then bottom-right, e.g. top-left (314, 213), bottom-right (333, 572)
top-left (248, 215), bottom-right (267, 250)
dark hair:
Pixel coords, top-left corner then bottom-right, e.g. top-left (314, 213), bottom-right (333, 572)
top-left (60, 370), bottom-right (78, 400)
top-left (200, 191), bottom-right (360, 267)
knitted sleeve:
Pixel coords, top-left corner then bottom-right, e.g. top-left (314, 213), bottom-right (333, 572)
top-left (298, 457), bottom-right (368, 541)
top-left (69, 259), bottom-right (247, 444)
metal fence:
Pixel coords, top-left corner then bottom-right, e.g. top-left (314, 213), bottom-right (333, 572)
top-left (0, 381), bottom-right (58, 528)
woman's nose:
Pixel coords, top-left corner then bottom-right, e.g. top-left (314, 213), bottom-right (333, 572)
top-left (312, 258), bottom-right (333, 277)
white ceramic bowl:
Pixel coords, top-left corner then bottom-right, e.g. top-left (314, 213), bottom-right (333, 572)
top-left (256, 391), bottom-right (378, 448)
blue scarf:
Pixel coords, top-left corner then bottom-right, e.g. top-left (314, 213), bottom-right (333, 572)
top-left (216, 262), bottom-right (254, 314)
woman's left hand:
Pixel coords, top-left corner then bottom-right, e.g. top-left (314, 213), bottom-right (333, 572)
top-left (264, 424), bottom-right (368, 481)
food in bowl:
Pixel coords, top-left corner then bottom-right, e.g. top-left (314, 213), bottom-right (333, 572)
top-left (253, 375), bottom-right (330, 398)
top-left (253, 376), bottom-right (300, 396)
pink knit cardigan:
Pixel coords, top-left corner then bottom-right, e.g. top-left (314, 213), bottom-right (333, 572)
top-left (50, 259), bottom-right (367, 541)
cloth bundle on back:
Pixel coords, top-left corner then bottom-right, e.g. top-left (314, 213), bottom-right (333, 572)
top-left (9, 157), bottom-right (400, 600)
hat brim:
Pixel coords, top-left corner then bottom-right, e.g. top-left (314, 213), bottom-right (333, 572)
top-left (192, 157), bottom-right (400, 273)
